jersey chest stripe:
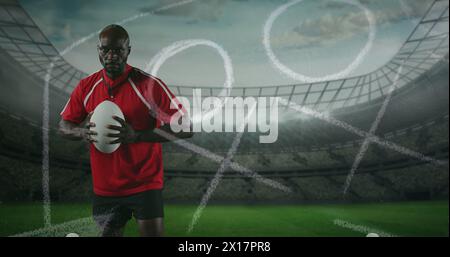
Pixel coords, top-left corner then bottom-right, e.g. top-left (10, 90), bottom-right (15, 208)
top-left (129, 77), bottom-right (154, 112)
top-left (148, 75), bottom-right (185, 115)
top-left (83, 78), bottom-right (103, 108)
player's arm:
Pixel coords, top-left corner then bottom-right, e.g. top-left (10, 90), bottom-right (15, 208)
top-left (138, 120), bottom-right (194, 143)
top-left (58, 80), bottom-right (97, 142)
top-left (58, 112), bottom-right (97, 143)
top-left (106, 115), bottom-right (193, 144)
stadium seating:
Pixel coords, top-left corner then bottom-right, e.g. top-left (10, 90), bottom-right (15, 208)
top-left (1, 106), bottom-right (447, 202)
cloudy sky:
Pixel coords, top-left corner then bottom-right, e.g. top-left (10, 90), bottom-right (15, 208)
top-left (19, 0), bottom-right (433, 87)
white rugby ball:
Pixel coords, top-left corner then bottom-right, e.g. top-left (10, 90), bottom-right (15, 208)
top-left (90, 100), bottom-right (125, 154)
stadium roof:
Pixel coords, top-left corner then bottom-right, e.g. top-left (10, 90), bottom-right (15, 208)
top-left (0, 0), bottom-right (448, 111)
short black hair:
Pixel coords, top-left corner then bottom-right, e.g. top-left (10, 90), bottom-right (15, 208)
top-left (99, 24), bottom-right (129, 42)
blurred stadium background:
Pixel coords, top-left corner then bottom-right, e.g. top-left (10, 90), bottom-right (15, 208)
top-left (0, 0), bottom-right (448, 236)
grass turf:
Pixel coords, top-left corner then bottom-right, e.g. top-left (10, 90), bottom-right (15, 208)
top-left (0, 200), bottom-right (448, 237)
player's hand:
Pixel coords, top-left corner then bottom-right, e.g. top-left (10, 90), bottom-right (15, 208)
top-left (80, 112), bottom-right (97, 143)
top-left (106, 116), bottom-right (138, 144)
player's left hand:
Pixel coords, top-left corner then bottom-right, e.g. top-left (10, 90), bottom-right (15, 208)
top-left (106, 116), bottom-right (138, 144)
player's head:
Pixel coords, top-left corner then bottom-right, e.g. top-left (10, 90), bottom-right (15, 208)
top-left (97, 24), bottom-right (131, 78)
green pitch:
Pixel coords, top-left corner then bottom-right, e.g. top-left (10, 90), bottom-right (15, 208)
top-left (0, 201), bottom-right (448, 237)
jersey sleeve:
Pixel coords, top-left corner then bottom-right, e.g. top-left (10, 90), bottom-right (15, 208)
top-left (60, 81), bottom-right (87, 124)
top-left (152, 78), bottom-right (187, 125)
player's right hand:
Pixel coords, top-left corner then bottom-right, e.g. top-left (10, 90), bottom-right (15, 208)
top-left (80, 112), bottom-right (97, 143)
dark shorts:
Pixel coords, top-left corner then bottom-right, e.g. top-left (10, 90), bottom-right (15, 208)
top-left (92, 189), bottom-right (164, 229)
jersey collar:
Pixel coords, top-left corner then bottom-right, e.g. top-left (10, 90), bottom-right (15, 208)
top-left (102, 64), bottom-right (133, 88)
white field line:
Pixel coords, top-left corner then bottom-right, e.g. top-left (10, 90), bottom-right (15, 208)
top-left (187, 104), bottom-right (257, 233)
top-left (343, 63), bottom-right (404, 195)
top-left (333, 219), bottom-right (398, 237)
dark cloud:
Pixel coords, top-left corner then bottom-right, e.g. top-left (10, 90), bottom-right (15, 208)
top-left (138, 0), bottom-right (227, 22)
top-left (322, 0), bottom-right (433, 20)
top-left (272, 0), bottom-right (434, 50)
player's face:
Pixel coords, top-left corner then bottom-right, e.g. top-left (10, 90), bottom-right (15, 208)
top-left (97, 36), bottom-right (130, 78)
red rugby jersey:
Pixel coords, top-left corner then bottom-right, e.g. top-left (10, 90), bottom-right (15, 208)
top-left (60, 64), bottom-right (185, 196)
